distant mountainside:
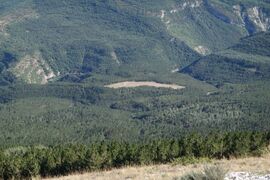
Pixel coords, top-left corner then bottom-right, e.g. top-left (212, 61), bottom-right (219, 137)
top-left (181, 32), bottom-right (270, 86)
top-left (0, 0), bottom-right (200, 85)
top-left (0, 0), bottom-right (270, 146)
top-left (153, 0), bottom-right (270, 54)
top-left (0, 0), bottom-right (269, 85)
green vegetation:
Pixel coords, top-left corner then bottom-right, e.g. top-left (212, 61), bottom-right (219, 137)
top-left (0, 0), bottom-right (200, 85)
top-left (231, 32), bottom-right (270, 57)
top-left (181, 32), bottom-right (270, 86)
top-left (167, 1), bottom-right (245, 51)
top-left (0, 0), bottom-right (269, 84)
top-left (0, 131), bottom-right (269, 179)
top-left (0, 80), bottom-right (270, 146)
top-left (181, 54), bottom-right (270, 86)
top-left (0, 0), bottom-right (269, 178)
top-left (0, 0), bottom-right (269, 146)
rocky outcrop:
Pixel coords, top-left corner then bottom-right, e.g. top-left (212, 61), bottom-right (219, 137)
top-left (194, 45), bottom-right (211, 55)
top-left (11, 51), bottom-right (57, 84)
top-left (225, 172), bottom-right (270, 180)
top-left (233, 5), bottom-right (270, 34)
top-left (170, 0), bottom-right (203, 13)
top-left (167, 0), bottom-right (270, 35)
top-left (247, 7), bottom-right (270, 32)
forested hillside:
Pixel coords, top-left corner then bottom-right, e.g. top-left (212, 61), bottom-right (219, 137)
top-left (1, 0), bottom-right (270, 85)
top-left (0, 0), bottom-right (270, 179)
top-left (181, 32), bottom-right (270, 86)
top-left (0, 0), bottom-right (269, 148)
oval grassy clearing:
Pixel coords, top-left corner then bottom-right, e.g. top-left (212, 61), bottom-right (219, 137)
top-left (105, 81), bottom-right (185, 90)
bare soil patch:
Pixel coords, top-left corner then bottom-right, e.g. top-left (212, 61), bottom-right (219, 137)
top-left (105, 81), bottom-right (185, 90)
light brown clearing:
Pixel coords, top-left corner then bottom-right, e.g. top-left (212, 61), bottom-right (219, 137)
top-left (105, 81), bottom-right (185, 90)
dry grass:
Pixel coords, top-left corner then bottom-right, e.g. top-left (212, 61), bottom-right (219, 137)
top-left (105, 81), bottom-right (185, 90)
top-left (44, 153), bottom-right (270, 180)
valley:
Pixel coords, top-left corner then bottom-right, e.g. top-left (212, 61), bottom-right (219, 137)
top-left (0, 0), bottom-right (269, 179)
top-left (0, 0), bottom-right (269, 146)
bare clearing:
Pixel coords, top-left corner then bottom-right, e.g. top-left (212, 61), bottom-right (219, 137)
top-left (105, 81), bottom-right (185, 90)
top-left (194, 45), bottom-right (211, 55)
top-left (110, 51), bottom-right (120, 64)
top-left (45, 153), bottom-right (270, 180)
top-left (11, 51), bottom-right (56, 84)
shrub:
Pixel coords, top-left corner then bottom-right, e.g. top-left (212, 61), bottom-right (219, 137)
top-left (180, 166), bottom-right (227, 180)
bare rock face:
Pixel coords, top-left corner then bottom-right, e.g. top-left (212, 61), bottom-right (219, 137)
top-left (170, 0), bottom-right (203, 13)
top-left (233, 5), bottom-right (270, 34)
top-left (194, 46), bottom-right (211, 55)
top-left (225, 172), bottom-right (270, 180)
top-left (11, 51), bottom-right (57, 84)
top-left (247, 7), bottom-right (270, 32)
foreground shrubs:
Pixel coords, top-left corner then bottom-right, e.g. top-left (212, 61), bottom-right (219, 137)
top-left (0, 131), bottom-right (269, 179)
top-left (180, 166), bottom-right (227, 180)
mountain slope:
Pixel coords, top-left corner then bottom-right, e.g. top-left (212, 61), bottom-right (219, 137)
top-left (0, 0), bottom-right (269, 84)
top-left (181, 32), bottom-right (270, 86)
top-left (154, 0), bottom-right (270, 54)
top-left (0, 0), bottom-right (200, 85)
top-left (0, 0), bottom-right (269, 146)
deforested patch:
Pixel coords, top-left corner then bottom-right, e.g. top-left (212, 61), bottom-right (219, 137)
top-left (111, 51), bottom-right (120, 65)
top-left (105, 81), bottom-right (185, 90)
top-left (194, 46), bottom-right (211, 55)
top-left (11, 51), bottom-right (56, 84)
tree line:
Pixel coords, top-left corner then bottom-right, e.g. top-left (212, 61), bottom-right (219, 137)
top-left (0, 131), bottom-right (269, 179)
